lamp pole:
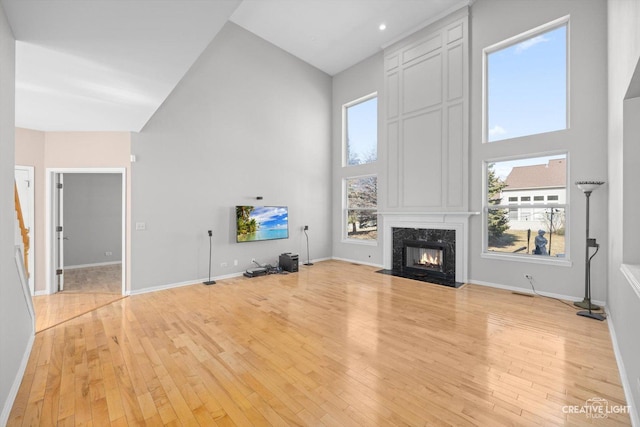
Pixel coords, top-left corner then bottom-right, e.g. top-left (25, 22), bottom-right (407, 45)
top-left (203, 230), bottom-right (216, 285)
top-left (574, 181), bottom-right (604, 320)
top-left (303, 225), bottom-right (313, 266)
top-left (548, 208), bottom-right (554, 256)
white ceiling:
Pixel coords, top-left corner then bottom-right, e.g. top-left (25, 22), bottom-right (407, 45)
top-left (1, 0), bottom-right (469, 132)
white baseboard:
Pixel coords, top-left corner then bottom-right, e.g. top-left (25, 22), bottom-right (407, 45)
top-left (128, 258), bottom-right (340, 296)
top-left (64, 261), bottom-right (122, 270)
top-left (127, 271), bottom-right (246, 296)
top-left (468, 278), bottom-right (606, 307)
top-left (34, 290), bottom-right (48, 296)
top-left (297, 256), bottom-right (331, 265)
top-left (298, 256), bottom-right (332, 266)
top-left (331, 256), bottom-right (383, 269)
top-left (605, 307), bottom-right (640, 426)
top-left (0, 332), bottom-right (35, 426)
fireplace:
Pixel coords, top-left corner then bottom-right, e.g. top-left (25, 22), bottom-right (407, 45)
top-left (380, 212), bottom-right (475, 287)
top-left (403, 240), bottom-right (446, 278)
top-left (377, 226), bottom-right (461, 287)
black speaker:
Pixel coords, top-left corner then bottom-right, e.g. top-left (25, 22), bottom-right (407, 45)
top-left (279, 253), bottom-right (299, 272)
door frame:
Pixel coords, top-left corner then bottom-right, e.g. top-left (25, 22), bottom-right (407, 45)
top-left (15, 165), bottom-right (35, 295)
top-left (45, 167), bottom-right (127, 295)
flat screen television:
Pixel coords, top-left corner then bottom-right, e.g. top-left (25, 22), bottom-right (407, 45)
top-left (235, 206), bottom-right (289, 242)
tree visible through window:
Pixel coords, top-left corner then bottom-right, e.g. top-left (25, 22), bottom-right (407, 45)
top-left (345, 96), bottom-right (377, 165)
top-left (346, 176), bottom-right (377, 240)
top-left (485, 20), bottom-right (567, 142)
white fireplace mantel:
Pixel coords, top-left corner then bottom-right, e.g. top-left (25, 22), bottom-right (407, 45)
top-left (380, 212), bottom-right (479, 284)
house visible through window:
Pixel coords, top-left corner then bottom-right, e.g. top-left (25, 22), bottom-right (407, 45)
top-left (345, 176), bottom-right (377, 241)
top-left (344, 95), bottom-right (377, 165)
top-left (486, 154), bottom-right (567, 257)
top-left (485, 19), bottom-right (568, 142)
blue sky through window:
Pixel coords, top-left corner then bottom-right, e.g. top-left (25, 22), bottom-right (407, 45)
top-left (487, 25), bottom-right (567, 142)
top-left (346, 96), bottom-right (377, 165)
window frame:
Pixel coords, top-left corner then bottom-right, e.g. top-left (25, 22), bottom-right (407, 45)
top-left (342, 92), bottom-right (378, 167)
top-left (482, 152), bottom-right (571, 266)
top-left (482, 15), bottom-right (570, 144)
top-left (343, 174), bottom-right (378, 245)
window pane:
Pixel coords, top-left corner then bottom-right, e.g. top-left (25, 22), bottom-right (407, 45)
top-left (346, 176), bottom-right (377, 208)
top-left (346, 97), bottom-right (377, 165)
top-left (346, 176), bottom-right (377, 241)
top-left (487, 24), bottom-right (567, 142)
top-left (486, 154), bottom-right (567, 257)
top-left (488, 207), bottom-right (566, 256)
top-left (346, 209), bottom-right (377, 240)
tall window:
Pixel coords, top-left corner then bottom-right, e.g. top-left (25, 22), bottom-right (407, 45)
top-left (484, 18), bottom-right (568, 142)
top-left (344, 95), bottom-right (377, 165)
top-left (345, 176), bottom-right (377, 241)
top-left (342, 93), bottom-right (378, 243)
top-left (486, 154), bottom-right (567, 258)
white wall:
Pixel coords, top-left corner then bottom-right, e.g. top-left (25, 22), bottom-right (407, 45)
top-left (0, 4), bottom-right (33, 423)
top-left (608, 0), bottom-right (640, 422)
top-left (63, 173), bottom-right (122, 267)
top-left (468, 0), bottom-right (608, 300)
top-left (130, 22), bottom-right (332, 291)
top-left (331, 53), bottom-right (384, 266)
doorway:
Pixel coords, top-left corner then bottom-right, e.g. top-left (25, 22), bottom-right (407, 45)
top-left (46, 168), bottom-right (126, 296)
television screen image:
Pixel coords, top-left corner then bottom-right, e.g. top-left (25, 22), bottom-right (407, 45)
top-left (236, 206), bottom-right (289, 242)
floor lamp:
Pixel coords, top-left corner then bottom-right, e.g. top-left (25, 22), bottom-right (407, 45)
top-left (574, 181), bottom-right (604, 320)
top-left (303, 225), bottom-right (313, 266)
top-left (203, 230), bottom-right (216, 285)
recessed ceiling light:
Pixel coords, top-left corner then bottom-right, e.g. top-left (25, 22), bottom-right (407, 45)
top-left (379, 23), bottom-right (387, 31)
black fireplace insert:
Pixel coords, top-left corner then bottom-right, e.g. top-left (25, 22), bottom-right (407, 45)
top-left (402, 239), bottom-right (447, 278)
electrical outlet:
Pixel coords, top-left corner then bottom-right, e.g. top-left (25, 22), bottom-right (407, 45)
top-left (524, 274), bottom-right (533, 280)
top-left (220, 262), bottom-right (227, 268)
top-left (234, 260), bottom-right (238, 266)
top-left (135, 222), bottom-right (146, 231)
top-left (105, 251), bottom-right (112, 256)
top-left (251, 258), bottom-right (256, 263)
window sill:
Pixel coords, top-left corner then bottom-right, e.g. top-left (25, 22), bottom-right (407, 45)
top-left (481, 251), bottom-right (572, 267)
top-left (342, 239), bottom-right (378, 246)
top-left (620, 264), bottom-right (640, 301)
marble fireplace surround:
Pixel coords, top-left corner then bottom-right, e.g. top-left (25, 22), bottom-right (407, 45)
top-left (381, 212), bottom-right (478, 284)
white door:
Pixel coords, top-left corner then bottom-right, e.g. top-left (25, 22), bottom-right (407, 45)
top-left (15, 166), bottom-right (35, 295)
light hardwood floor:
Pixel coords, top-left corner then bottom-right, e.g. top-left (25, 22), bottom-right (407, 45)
top-left (10, 261), bottom-right (630, 425)
top-left (33, 264), bottom-right (124, 332)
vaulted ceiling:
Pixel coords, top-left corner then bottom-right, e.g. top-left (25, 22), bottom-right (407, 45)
top-left (1, 0), bottom-right (469, 132)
